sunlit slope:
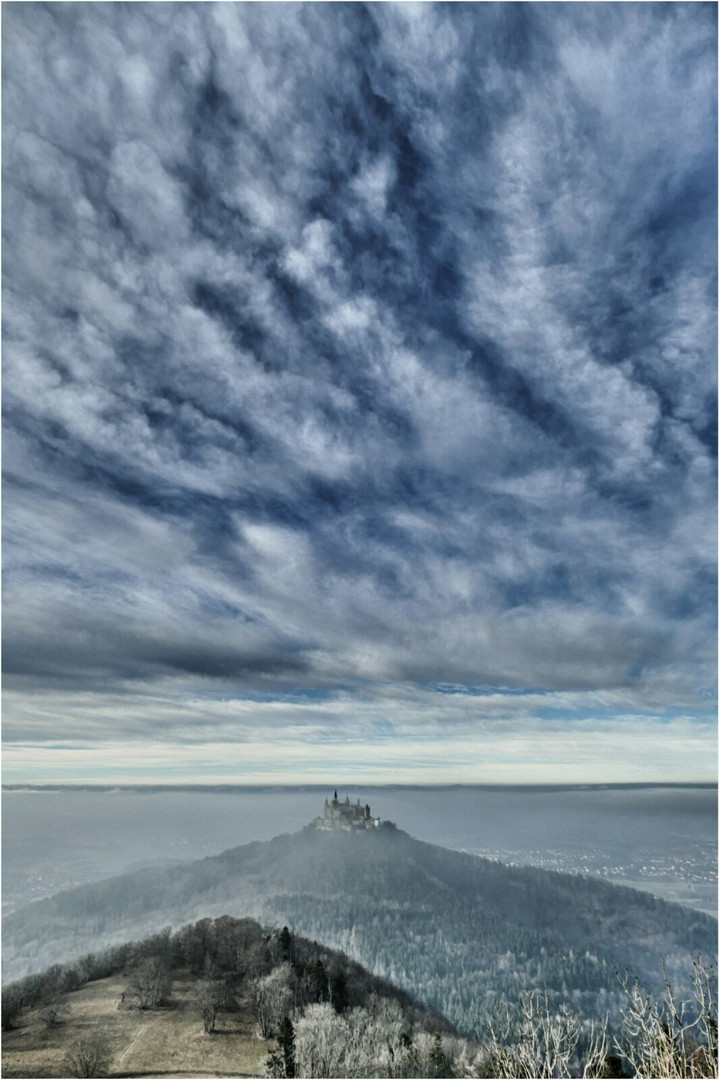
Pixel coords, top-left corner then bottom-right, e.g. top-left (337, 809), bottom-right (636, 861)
top-left (4, 824), bottom-right (716, 1032)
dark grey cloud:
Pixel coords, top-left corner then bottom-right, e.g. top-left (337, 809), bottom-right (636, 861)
top-left (2, 3), bottom-right (716, 774)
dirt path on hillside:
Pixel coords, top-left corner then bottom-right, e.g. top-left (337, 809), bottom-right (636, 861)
top-left (114, 1019), bottom-right (164, 1071)
top-left (115, 1020), bottom-right (148, 1066)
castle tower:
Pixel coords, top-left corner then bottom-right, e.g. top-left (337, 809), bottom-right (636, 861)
top-left (316, 791), bottom-right (381, 831)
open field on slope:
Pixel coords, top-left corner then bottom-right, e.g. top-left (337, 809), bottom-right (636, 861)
top-left (2, 973), bottom-right (266, 1079)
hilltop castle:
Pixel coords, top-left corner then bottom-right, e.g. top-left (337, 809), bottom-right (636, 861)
top-left (315, 790), bottom-right (380, 831)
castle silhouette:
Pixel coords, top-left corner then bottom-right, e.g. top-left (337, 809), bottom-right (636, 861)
top-left (315, 790), bottom-right (381, 831)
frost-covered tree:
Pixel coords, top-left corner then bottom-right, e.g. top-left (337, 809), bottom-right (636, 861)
top-left (250, 963), bottom-right (295, 1038)
top-left (291, 999), bottom-right (460, 1078)
top-left (293, 1003), bottom-right (348, 1078)
top-left (479, 990), bottom-right (608, 1078)
top-left (615, 956), bottom-right (717, 1079)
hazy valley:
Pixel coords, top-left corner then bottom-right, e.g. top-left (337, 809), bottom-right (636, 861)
top-left (4, 794), bottom-right (716, 1038)
top-left (5, 785), bottom-right (716, 916)
top-left (4, 789), bottom-right (717, 1077)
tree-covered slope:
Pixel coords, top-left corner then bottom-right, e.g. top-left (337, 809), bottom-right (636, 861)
top-left (3, 916), bottom-right (460, 1079)
top-left (4, 823), bottom-right (716, 1033)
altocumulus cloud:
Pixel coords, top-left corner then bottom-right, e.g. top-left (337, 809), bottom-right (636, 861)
top-left (2, 3), bottom-right (716, 783)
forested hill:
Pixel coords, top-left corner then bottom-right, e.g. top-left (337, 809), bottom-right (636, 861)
top-left (3, 916), bottom-right (462, 1079)
top-left (4, 822), bottom-right (716, 1033)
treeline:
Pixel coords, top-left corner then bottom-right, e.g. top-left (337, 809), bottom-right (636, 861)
top-left (3, 916), bottom-right (717, 1078)
top-left (3, 916), bottom-right (467, 1078)
top-left (4, 824), bottom-right (715, 1031)
top-left (257, 844), bottom-right (713, 1034)
top-left (3, 824), bottom-right (716, 1068)
top-left (270, 1000), bottom-right (473, 1079)
top-left (272, 889), bottom-right (627, 1034)
top-left (2, 915), bottom-right (451, 1038)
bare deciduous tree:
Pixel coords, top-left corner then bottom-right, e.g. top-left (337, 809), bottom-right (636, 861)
top-left (293, 1003), bottom-right (347, 1078)
top-left (126, 956), bottom-right (170, 1010)
top-left (481, 990), bottom-right (608, 1078)
top-left (290, 1000), bottom-right (460, 1079)
top-left (64, 1034), bottom-right (112, 1078)
top-left (249, 963), bottom-right (295, 1039)
top-left (39, 994), bottom-right (71, 1028)
top-left (616, 955), bottom-right (717, 1079)
top-left (193, 977), bottom-right (234, 1034)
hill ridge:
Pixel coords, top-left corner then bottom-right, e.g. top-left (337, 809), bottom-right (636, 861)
top-left (4, 822), bottom-right (716, 1033)
top-left (3, 915), bottom-right (457, 1079)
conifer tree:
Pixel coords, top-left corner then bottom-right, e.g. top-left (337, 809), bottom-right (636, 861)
top-left (278, 927), bottom-right (292, 964)
top-left (277, 1015), bottom-right (296, 1078)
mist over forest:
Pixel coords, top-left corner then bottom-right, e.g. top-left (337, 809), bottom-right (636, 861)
top-left (4, 785), bottom-right (716, 916)
top-left (3, 787), bottom-right (716, 1076)
top-left (4, 795), bottom-right (715, 1012)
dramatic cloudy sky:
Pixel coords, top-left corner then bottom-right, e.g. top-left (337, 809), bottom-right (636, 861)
top-left (3, 3), bottom-right (716, 784)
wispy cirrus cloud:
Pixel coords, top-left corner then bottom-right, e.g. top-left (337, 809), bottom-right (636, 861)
top-left (2, 3), bottom-right (716, 782)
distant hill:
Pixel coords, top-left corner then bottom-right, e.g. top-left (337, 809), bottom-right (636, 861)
top-left (2, 916), bottom-right (459, 1079)
top-left (4, 819), bottom-right (716, 1033)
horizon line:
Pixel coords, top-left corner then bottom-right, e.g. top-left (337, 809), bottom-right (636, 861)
top-left (4, 780), bottom-right (717, 792)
